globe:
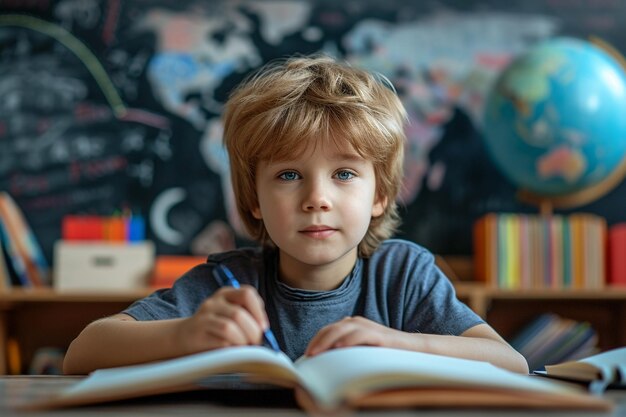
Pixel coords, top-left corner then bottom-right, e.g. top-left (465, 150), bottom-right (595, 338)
top-left (483, 37), bottom-right (626, 208)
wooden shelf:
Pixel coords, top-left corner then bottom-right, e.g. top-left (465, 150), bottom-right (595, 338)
top-left (0, 288), bottom-right (153, 303)
top-left (453, 282), bottom-right (626, 356)
top-left (0, 288), bottom-right (155, 375)
top-left (1, 284), bottom-right (625, 375)
top-left (454, 283), bottom-right (626, 314)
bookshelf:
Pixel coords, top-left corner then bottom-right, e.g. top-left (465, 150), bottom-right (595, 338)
top-left (1, 262), bottom-right (625, 375)
top-left (455, 284), bottom-right (626, 349)
top-left (445, 256), bottom-right (626, 351)
top-left (0, 288), bottom-right (152, 375)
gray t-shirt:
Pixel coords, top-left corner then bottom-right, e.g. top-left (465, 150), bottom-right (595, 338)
top-left (123, 239), bottom-right (483, 361)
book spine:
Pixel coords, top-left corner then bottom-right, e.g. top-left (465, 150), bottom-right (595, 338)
top-left (0, 216), bottom-right (31, 287)
top-left (0, 198), bottom-right (41, 286)
top-left (0, 237), bottom-right (12, 290)
top-left (0, 193), bottom-right (50, 286)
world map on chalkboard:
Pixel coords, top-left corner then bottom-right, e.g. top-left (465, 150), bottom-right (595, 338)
top-left (1, 1), bottom-right (626, 263)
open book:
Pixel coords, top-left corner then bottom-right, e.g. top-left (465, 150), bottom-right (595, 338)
top-left (538, 346), bottom-right (626, 389)
top-left (28, 346), bottom-right (611, 413)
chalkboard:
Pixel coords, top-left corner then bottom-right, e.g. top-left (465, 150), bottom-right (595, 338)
top-left (1, 0), bottom-right (626, 263)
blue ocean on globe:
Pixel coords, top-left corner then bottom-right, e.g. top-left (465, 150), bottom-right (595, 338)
top-left (483, 37), bottom-right (626, 197)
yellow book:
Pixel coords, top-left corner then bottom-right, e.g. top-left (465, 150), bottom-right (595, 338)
top-left (506, 215), bottom-right (520, 290)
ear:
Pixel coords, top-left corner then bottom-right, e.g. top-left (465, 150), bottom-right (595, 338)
top-left (251, 206), bottom-right (263, 220)
top-left (371, 195), bottom-right (387, 218)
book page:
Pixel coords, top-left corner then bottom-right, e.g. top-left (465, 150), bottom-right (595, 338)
top-left (580, 347), bottom-right (626, 368)
top-left (580, 347), bottom-right (626, 383)
top-left (293, 346), bottom-right (578, 409)
top-left (546, 347), bottom-right (626, 382)
top-left (57, 346), bottom-right (298, 405)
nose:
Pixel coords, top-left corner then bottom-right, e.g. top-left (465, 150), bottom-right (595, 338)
top-left (302, 179), bottom-right (332, 211)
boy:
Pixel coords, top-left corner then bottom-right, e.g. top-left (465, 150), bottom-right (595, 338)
top-left (63, 55), bottom-right (528, 375)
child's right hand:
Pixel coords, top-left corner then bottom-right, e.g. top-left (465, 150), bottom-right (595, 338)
top-left (176, 285), bottom-right (270, 355)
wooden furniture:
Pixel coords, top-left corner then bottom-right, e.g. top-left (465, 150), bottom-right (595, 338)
top-left (454, 283), bottom-right (626, 351)
top-left (0, 288), bottom-right (152, 375)
top-left (1, 276), bottom-right (626, 375)
top-left (2, 376), bottom-right (626, 416)
top-left (444, 256), bottom-right (626, 350)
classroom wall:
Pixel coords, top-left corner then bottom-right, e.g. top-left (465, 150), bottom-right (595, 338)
top-left (1, 0), bottom-right (625, 262)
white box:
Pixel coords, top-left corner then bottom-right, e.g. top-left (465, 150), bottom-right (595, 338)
top-left (53, 241), bottom-right (155, 291)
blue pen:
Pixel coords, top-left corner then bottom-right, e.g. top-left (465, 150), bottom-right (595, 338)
top-left (212, 263), bottom-right (281, 352)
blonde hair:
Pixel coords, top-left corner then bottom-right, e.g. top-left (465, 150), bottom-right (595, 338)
top-left (223, 54), bottom-right (407, 257)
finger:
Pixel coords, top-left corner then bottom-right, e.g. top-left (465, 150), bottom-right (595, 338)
top-left (204, 314), bottom-right (249, 346)
top-left (221, 285), bottom-right (270, 329)
top-left (214, 299), bottom-right (264, 344)
top-left (327, 328), bottom-right (379, 349)
top-left (306, 321), bottom-right (354, 356)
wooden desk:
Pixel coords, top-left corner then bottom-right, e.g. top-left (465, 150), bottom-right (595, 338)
top-left (1, 376), bottom-right (625, 417)
top-left (2, 285), bottom-right (626, 374)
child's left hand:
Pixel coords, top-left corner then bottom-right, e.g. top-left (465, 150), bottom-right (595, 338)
top-left (305, 316), bottom-right (405, 356)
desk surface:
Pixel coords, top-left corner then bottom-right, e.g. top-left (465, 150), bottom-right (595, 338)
top-left (2, 376), bottom-right (626, 417)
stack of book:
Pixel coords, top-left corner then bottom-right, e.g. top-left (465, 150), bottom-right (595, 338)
top-left (0, 192), bottom-right (50, 289)
top-left (509, 313), bottom-right (598, 372)
top-left (473, 213), bottom-right (606, 289)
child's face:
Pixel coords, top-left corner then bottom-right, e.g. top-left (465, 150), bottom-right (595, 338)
top-left (252, 139), bottom-right (386, 284)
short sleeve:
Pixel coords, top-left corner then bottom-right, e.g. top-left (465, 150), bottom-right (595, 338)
top-left (123, 263), bottom-right (219, 321)
top-left (122, 247), bottom-right (266, 322)
top-left (402, 249), bottom-right (483, 335)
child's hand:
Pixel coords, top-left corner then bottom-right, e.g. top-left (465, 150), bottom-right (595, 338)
top-left (176, 286), bottom-right (269, 355)
top-left (305, 316), bottom-right (403, 356)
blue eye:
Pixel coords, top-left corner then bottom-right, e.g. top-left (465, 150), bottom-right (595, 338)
top-left (279, 171), bottom-right (300, 181)
top-left (336, 170), bottom-right (355, 181)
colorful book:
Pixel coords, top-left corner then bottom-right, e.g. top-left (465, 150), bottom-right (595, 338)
top-left (472, 213), bottom-right (607, 290)
top-left (0, 192), bottom-right (50, 286)
top-left (0, 213), bottom-right (31, 287)
top-left (0, 237), bottom-right (12, 290)
top-left (509, 313), bottom-right (555, 352)
top-left (510, 314), bottom-right (599, 372)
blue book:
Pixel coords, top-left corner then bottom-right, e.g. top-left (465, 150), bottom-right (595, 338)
top-left (509, 313), bottom-right (555, 352)
top-left (0, 192), bottom-right (50, 286)
top-left (0, 216), bottom-right (30, 287)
